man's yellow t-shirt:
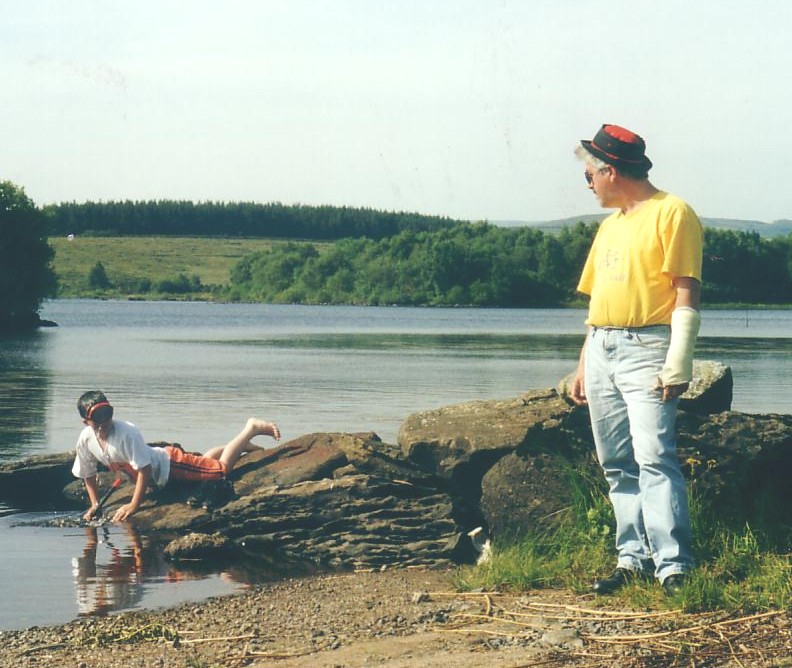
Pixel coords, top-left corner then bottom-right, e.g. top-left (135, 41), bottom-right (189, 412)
top-left (577, 191), bottom-right (703, 328)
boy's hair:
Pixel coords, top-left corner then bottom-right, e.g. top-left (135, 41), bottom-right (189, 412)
top-left (77, 390), bottom-right (114, 424)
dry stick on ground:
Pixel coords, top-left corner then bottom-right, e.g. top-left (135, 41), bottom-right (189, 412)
top-left (451, 612), bottom-right (550, 630)
top-left (439, 628), bottom-right (517, 638)
top-left (179, 632), bottom-right (255, 645)
top-left (427, 590), bottom-right (502, 598)
top-left (508, 609), bottom-right (681, 622)
top-left (521, 600), bottom-right (683, 618)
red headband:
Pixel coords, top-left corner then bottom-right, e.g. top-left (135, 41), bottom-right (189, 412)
top-left (87, 401), bottom-right (112, 419)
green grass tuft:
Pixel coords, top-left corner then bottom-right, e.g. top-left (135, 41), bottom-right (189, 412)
top-left (456, 476), bottom-right (792, 613)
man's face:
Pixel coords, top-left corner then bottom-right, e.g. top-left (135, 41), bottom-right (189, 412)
top-left (584, 163), bottom-right (614, 208)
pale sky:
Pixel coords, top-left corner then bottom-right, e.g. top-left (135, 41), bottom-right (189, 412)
top-left (2, 0), bottom-right (790, 223)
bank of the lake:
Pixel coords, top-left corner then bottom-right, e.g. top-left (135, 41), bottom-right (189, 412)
top-left (1, 300), bottom-right (791, 633)
top-left (3, 563), bottom-right (789, 668)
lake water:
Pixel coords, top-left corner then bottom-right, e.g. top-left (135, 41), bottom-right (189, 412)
top-left (1, 300), bottom-right (790, 630)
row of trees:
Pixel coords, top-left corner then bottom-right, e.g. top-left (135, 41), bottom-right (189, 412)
top-left (228, 222), bottom-right (596, 306)
top-left (43, 200), bottom-right (461, 240)
top-left (702, 229), bottom-right (792, 303)
top-left (227, 224), bottom-right (792, 307)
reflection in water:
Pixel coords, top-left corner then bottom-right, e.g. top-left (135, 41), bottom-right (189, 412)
top-left (0, 331), bottom-right (52, 461)
top-left (73, 524), bottom-right (165, 616)
top-left (67, 522), bottom-right (306, 619)
top-left (0, 513), bottom-right (247, 630)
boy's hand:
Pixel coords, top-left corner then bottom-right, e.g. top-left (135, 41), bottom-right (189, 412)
top-left (112, 503), bottom-right (138, 522)
top-left (83, 505), bottom-right (99, 522)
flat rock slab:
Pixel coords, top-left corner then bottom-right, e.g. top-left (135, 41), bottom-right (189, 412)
top-left (398, 389), bottom-right (572, 481)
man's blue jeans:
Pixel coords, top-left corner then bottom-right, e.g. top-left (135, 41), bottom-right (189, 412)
top-left (585, 325), bottom-right (694, 582)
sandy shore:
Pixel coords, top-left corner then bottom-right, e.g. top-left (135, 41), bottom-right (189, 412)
top-left (1, 566), bottom-right (789, 668)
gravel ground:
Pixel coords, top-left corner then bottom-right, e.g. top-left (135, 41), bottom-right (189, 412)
top-left (2, 566), bottom-right (791, 668)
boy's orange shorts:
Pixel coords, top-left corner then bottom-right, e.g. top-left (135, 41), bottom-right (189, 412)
top-left (165, 446), bottom-right (228, 481)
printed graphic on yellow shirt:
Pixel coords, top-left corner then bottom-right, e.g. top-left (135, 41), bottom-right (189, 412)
top-left (598, 248), bottom-right (625, 283)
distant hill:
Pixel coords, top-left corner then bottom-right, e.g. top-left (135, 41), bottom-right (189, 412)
top-left (700, 218), bottom-right (792, 237)
top-left (493, 216), bottom-right (792, 238)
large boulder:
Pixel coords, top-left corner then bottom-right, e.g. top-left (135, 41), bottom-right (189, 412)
top-left (676, 410), bottom-right (792, 523)
top-left (398, 389), bottom-right (600, 537)
top-left (479, 449), bottom-right (602, 538)
top-left (2, 432), bottom-right (470, 569)
top-left (398, 389), bottom-right (574, 483)
top-left (192, 474), bottom-right (466, 568)
top-left (398, 368), bottom-right (790, 540)
top-left (0, 452), bottom-right (76, 509)
top-left (679, 360), bottom-right (733, 414)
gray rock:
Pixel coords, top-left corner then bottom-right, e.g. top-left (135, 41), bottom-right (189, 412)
top-left (480, 449), bottom-right (602, 538)
top-left (163, 532), bottom-right (234, 561)
top-left (398, 389), bottom-right (573, 483)
top-left (0, 452), bottom-right (76, 509)
top-left (676, 410), bottom-right (792, 522)
top-left (2, 432), bottom-right (467, 569)
top-left (202, 475), bottom-right (465, 568)
top-left (540, 628), bottom-right (584, 649)
top-left (679, 360), bottom-right (733, 414)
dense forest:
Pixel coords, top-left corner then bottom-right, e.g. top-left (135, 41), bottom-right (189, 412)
top-left (227, 222), bottom-right (596, 307)
top-left (226, 224), bottom-right (792, 307)
top-left (43, 200), bottom-right (460, 240)
top-left (39, 198), bottom-right (792, 307)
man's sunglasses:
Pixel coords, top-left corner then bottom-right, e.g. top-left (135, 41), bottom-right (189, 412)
top-left (584, 167), bottom-right (609, 185)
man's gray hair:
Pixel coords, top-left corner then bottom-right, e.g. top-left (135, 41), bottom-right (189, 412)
top-left (575, 145), bottom-right (609, 169)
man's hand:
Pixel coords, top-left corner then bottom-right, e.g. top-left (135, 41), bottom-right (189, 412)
top-left (571, 366), bottom-right (588, 406)
top-left (112, 502), bottom-right (138, 523)
top-left (571, 337), bottom-right (588, 406)
top-left (657, 381), bottom-right (689, 403)
top-left (83, 505), bottom-right (99, 522)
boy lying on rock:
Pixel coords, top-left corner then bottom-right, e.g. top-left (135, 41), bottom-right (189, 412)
top-left (72, 390), bottom-right (281, 522)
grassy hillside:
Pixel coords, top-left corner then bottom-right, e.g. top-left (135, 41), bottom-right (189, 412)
top-left (49, 236), bottom-right (288, 298)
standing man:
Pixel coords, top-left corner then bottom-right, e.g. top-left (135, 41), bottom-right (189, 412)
top-left (571, 124), bottom-right (703, 596)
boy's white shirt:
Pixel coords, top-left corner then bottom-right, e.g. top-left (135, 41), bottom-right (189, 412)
top-left (72, 419), bottom-right (170, 488)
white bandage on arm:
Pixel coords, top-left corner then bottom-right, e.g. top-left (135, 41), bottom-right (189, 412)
top-left (658, 307), bottom-right (701, 386)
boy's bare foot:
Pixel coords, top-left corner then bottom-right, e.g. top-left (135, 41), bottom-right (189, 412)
top-left (247, 418), bottom-right (281, 441)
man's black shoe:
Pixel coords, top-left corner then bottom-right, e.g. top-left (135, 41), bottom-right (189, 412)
top-left (592, 567), bottom-right (649, 595)
top-left (662, 574), bottom-right (687, 596)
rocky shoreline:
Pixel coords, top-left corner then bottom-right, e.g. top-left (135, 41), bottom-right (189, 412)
top-left (3, 361), bottom-right (792, 665)
top-left (5, 359), bottom-right (789, 576)
top-left (3, 565), bottom-right (790, 668)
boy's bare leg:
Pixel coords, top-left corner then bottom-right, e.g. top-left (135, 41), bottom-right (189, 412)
top-left (204, 418), bottom-right (281, 470)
